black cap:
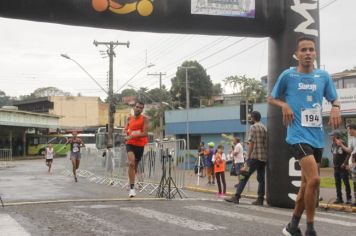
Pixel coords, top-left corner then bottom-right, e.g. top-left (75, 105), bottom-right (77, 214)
top-left (329, 130), bottom-right (342, 138)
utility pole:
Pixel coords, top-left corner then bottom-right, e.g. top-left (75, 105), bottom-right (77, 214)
top-left (148, 72), bottom-right (166, 140)
top-left (94, 40), bottom-right (129, 147)
top-left (179, 66), bottom-right (195, 169)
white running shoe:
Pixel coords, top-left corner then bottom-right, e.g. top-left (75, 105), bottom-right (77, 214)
top-left (129, 189), bottom-right (136, 198)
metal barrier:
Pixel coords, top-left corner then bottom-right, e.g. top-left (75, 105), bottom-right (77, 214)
top-left (0, 148), bottom-right (12, 168)
top-left (62, 140), bottom-right (188, 198)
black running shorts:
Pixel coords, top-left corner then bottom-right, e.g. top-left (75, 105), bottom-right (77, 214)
top-left (126, 144), bottom-right (144, 162)
top-left (288, 143), bottom-right (323, 163)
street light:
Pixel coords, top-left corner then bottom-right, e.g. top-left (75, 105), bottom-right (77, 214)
top-left (60, 54), bottom-right (108, 95)
top-left (179, 66), bottom-right (195, 170)
top-left (115, 63), bottom-right (155, 93)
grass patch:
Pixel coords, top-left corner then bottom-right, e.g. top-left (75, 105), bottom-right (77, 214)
top-left (320, 177), bottom-right (354, 188)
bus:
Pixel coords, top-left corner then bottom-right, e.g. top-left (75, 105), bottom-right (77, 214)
top-left (27, 134), bottom-right (69, 156)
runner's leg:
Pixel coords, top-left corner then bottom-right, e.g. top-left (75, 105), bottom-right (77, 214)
top-left (299, 155), bottom-right (320, 226)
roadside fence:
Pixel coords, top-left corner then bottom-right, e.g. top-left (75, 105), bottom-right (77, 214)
top-left (62, 139), bottom-right (188, 198)
top-left (0, 148), bottom-right (12, 168)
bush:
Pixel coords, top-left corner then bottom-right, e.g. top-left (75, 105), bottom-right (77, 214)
top-left (320, 157), bottom-right (329, 168)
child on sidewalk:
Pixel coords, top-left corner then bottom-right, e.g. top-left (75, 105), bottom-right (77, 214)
top-left (213, 144), bottom-right (227, 197)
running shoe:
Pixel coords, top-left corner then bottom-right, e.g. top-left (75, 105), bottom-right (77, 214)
top-left (129, 189), bottom-right (136, 198)
top-left (305, 230), bottom-right (317, 236)
top-left (282, 223), bottom-right (302, 236)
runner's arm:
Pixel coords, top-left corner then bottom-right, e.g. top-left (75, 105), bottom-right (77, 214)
top-left (328, 100), bottom-right (342, 129)
top-left (268, 96), bottom-right (294, 126)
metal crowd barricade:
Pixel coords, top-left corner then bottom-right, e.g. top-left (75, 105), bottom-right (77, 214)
top-left (65, 139), bottom-right (188, 198)
top-left (0, 148), bottom-right (12, 168)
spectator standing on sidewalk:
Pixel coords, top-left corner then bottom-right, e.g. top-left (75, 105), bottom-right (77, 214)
top-left (232, 137), bottom-right (244, 183)
top-left (330, 130), bottom-right (352, 204)
top-left (196, 142), bottom-right (205, 177)
top-left (335, 123), bottom-right (356, 206)
top-left (225, 110), bottom-right (267, 206)
top-left (212, 144), bottom-right (227, 197)
top-left (204, 142), bottom-right (215, 185)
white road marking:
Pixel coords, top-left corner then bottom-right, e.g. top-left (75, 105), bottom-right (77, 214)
top-left (185, 205), bottom-right (285, 226)
top-left (237, 204), bottom-right (356, 227)
top-left (0, 214), bottom-right (31, 236)
top-left (120, 207), bottom-right (226, 231)
top-left (74, 204), bottom-right (119, 209)
top-left (55, 209), bottom-right (128, 235)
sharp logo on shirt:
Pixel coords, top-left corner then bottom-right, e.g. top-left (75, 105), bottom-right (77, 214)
top-left (298, 83), bottom-right (317, 92)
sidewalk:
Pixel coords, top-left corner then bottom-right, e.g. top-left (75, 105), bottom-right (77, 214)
top-left (183, 168), bottom-right (356, 213)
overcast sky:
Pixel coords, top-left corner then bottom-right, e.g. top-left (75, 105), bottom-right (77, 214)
top-left (0, 0), bottom-right (354, 100)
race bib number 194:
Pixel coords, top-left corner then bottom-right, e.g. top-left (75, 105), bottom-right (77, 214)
top-left (301, 108), bottom-right (322, 127)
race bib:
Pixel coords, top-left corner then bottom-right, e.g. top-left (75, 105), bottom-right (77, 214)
top-left (73, 144), bottom-right (79, 152)
top-left (131, 130), bottom-right (141, 136)
top-left (301, 108), bottom-right (322, 127)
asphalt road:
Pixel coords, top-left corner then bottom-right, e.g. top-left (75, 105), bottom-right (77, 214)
top-left (1, 199), bottom-right (355, 236)
top-left (0, 159), bottom-right (355, 236)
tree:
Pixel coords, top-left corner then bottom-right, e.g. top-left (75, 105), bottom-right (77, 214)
top-left (120, 88), bottom-right (136, 97)
top-left (224, 75), bottom-right (267, 103)
top-left (212, 83), bottom-right (223, 96)
top-left (30, 87), bottom-right (72, 98)
top-left (136, 87), bottom-right (149, 103)
top-left (170, 61), bottom-right (213, 108)
top-left (146, 86), bottom-right (172, 105)
top-left (144, 107), bottom-right (159, 133)
top-left (0, 90), bottom-right (12, 107)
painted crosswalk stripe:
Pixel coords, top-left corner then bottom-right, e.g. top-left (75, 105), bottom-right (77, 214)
top-left (237, 204), bottom-right (356, 227)
top-left (120, 207), bottom-right (226, 231)
top-left (0, 214), bottom-right (31, 236)
top-left (55, 209), bottom-right (128, 234)
top-left (184, 205), bottom-right (285, 226)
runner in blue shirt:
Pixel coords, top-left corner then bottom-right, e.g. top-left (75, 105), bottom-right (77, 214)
top-left (269, 36), bottom-right (341, 236)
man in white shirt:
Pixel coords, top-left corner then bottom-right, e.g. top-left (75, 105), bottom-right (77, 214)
top-left (232, 137), bottom-right (244, 183)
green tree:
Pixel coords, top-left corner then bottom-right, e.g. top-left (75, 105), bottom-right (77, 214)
top-left (212, 83), bottom-right (223, 96)
top-left (121, 88), bottom-right (137, 97)
top-left (30, 87), bottom-right (72, 98)
top-left (0, 90), bottom-right (12, 107)
top-left (170, 61), bottom-right (213, 108)
top-left (144, 107), bottom-right (159, 133)
top-left (224, 75), bottom-right (267, 103)
top-left (147, 86), bottom-right (172, 105)
top-left (136, 87), bottom-right (149, 103)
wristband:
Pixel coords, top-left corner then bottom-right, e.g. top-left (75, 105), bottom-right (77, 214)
top-left (332, 104), bottom-right (340, 108)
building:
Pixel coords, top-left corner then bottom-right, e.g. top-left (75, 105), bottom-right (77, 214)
top-left (13, 96), bottom-right (131, 129)
top-left (0, 107), bottom-right (60, 157)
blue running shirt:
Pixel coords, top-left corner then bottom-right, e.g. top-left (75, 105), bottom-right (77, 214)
top-left (271, 67), bottom-right (338, 148)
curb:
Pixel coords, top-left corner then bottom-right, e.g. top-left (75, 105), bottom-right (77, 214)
top-left (1, 197), bottom-right (165, 207)
top-left (184, 186), bottom-right (356, 213)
